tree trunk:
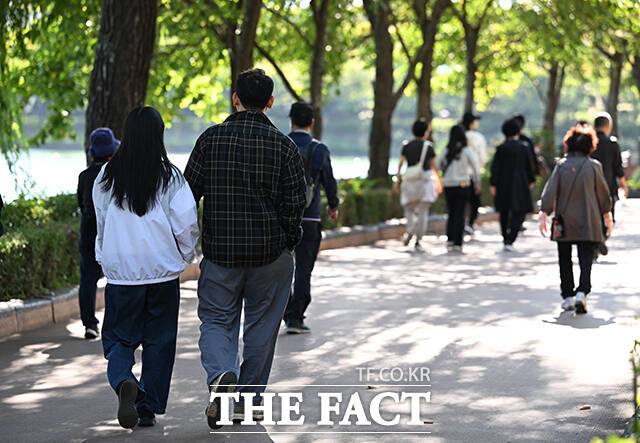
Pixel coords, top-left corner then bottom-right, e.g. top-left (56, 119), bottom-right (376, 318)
top-left (463, 26), bottom-right (478, 114)
top-left (230, 0), bottom-right (263, 100)
top-left (364, 0), bottom-right (394, 179)
top-left (606, 50), bottom-right (624, 138)
top-left (542, 62), bottom-right (564, 164)
top-left (414, 0), bottom-right (450, 121)
top-left (632, 55), bottom-right (640, 99)
top-left (310, 0), bottom-right (329, 139)
top-left (84, 0), bottom-right (158, 161)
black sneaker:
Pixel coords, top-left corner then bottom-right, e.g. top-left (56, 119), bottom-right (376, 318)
top-left (286, 320), bottom-right (311, 334)
top-left (117, 380), bottom-right (139, 429)
top-left (137, 408), bottom-right (156, 427)
top-left (84, 326), bottom-right (99, 339)
top-left (232, 404), bottom-right (265, 423)
top-left (206, 371), bottom-right (237, 429)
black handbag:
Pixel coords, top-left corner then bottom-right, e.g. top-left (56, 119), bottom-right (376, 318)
top-left (550, 159), bottom-right (587, 241)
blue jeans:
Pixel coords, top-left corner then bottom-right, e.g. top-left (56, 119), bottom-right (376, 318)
top-left (101, 279), bottom-right (180, 414)
top-left (285, 221), bottom-right (322, 323)
top-left (79, 237), bottom-right (101, 328)
top-left (197, 252), bottom-right (293, 404)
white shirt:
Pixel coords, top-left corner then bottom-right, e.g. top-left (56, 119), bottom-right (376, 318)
top-left (93, 165), bottom-right (199, 285)
top-left (466, 130), bottom-right (488, 169)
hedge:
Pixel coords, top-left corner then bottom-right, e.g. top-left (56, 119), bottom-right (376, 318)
top-left (0, 194), bottom-right (80, 301)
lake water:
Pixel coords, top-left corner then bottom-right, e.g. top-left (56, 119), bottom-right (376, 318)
top-left (0, 149), bottom-right (399, 202)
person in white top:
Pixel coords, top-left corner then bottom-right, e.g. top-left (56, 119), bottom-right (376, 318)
top-left (462, 112), bottom-right (488, 235)
top-left (93, 106), bottom-right (199, 429)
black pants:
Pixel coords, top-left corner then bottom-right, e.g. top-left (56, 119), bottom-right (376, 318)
top-left (79, 235), bottom-right (101, 328)
top-left (499, 210), bottom-right (526, 245)
top-left (468, 179), bottom-right (481, 227)
top-left (284, 220), bottom-right (322, 322)
top-left (557, 241), bottom-right (597, 299)
top-left (445, 186), bottom-right (471, 246)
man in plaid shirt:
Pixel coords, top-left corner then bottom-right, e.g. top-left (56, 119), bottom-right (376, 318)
top-left (184, 69), bottom-right (307, 429)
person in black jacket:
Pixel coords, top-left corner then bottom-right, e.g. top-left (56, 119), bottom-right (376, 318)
top-left (513, 114), bottom-right (539, 177)
top-left (283, 102), bottom-right (339, 334)
top-left (491, 119), bottom-right (536, 252)
top-left (77, 127), bottom-right (119, 339)
top-left (592, 113), bottom-right (628, 222)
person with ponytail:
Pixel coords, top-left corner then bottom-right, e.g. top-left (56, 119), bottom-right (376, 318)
top-left (93, 106), bottom-right (199, 428)
top-left (540, 124), bottom-right (612, 314)
top-left (438, 124), bottom-right (481, 252)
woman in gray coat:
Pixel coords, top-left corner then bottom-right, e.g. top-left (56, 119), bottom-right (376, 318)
top-left (539, 124), bottom-right (613, 314)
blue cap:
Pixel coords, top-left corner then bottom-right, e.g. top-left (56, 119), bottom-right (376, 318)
top-left (89, 127), bottom-right (120, 158)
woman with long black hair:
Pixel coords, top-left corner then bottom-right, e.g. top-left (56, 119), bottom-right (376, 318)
top-left (439, 124), bottom-right (481, 252)
top-left (93, 106), bottom-right (199, 428)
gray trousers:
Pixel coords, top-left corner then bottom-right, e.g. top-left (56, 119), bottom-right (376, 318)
top-left (197, 251), bottom-right (293, 402)
top-left (405, 202), bottom-right (431, 240)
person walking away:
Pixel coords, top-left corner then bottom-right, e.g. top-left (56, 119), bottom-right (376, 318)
top-left (393, 118), bottom-right (442, 253)
top-left (93, 106), bottom-right (199, 428)
top-left (283, 102), bottom-right (339, 334)
top-left (462, 112), bottom-right (488, 235)
top-left (539, 124), bottom-right (612, 314)
top-left (77, 128), bottom-right (119, 339)
top-left (591, 112), bottom-right (628, 255)
top-left (490, 119), bottom-right (536, 252)
top-left (439, 125), bottom-right (481, 252)
top-left (513, 114), bottom-right (539, 174)
top-left (184, 69), bottom-right (307, 429)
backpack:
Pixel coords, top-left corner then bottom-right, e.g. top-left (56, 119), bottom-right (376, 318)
top-left (299, 140), bottom-right (320, 208)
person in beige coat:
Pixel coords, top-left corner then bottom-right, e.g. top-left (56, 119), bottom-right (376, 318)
top-left (539, 124), bottom-right (613, 314)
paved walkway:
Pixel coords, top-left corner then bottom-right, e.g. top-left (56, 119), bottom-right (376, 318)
top-left (1, 201), bottom-right (639, 442)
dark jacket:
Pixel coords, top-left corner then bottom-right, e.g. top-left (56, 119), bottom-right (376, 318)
top-left (77, 160), bottom-right (107, 253)
top-left (288, 130), bottom-right (339, 221)
top-left (591, 131), bottom-right (623, 199)
top-left (519, 133), bottom-right (539, 176)
top-left (184, 110), bottom-right (307, 268)
top-left (541, 154), bottom-right (612, 243)
top-left (490, 139), bottom-right (536, 213)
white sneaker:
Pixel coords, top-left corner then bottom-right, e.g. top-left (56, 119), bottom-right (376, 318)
top-left (464, 224), bottom-right (475, 235)
top-left (575, 292), bottom-right (587, 314)
top-left (560, 297), bottom-right (575, 311)
top-left (503, 244), bottom-right (516, 252)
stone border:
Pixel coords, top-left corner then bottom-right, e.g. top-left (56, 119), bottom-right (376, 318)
top-left (0, 209), bottom-right (498, 338)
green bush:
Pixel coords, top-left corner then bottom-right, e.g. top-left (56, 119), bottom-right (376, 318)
top-left (0, 194), bottom-right (80, 301)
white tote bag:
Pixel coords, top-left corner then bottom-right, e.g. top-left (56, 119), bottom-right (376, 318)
top-left (401, 141), bottom-right (431, 207)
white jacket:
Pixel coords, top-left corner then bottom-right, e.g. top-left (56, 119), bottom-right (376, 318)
top-left (93, 165), bottom-right (199, 285)
top-left (466, 130), bottom-right (488, 169)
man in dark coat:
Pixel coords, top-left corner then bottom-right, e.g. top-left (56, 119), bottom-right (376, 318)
top-left (513, 114), bottom-right (539, 176)
top-left (491, 118), bottom-right (536, 251)
top-left (592, 112), bottom-right (627, 221)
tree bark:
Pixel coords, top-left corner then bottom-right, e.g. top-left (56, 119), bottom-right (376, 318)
top-left (364, 0), bottom-right (395, 179)
top-left (310, 0), bottom-right (329, 139)
top-left (414, 0), bottom-right (451, 121)
top-left (542, 62), bottom-right (564, 163)
top-left (84, 0), bottom-right (158, 161)
top-left (229, 0), bottom-right (263, 106)
top-left (606, 50), bottom-right (624, 138)
top-left (632, 55), bottom-right (640, 102)
top-left (463, 25), bottom-right (478, 114)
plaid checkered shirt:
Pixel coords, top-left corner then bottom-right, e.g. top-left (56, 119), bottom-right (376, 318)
top-left (184, 110), bottom-right (307, 268)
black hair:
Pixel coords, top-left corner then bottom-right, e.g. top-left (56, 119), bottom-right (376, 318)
top-left (513, 114), bottom-right (525, 130)
top-left (445, 125), bottom-right (468, 165)
top-left (289, 102), bottom-right (314, 127)
top-left (594, 115), bottom-right (611, 130)
top-left (502, 118), bottom-right (521, 137)
top-left (236, 69), bottom-right (274, 110)
top-left (412, 118), bottom-right (430, 138)
top-left (100, 106), bottom-right (180, 217)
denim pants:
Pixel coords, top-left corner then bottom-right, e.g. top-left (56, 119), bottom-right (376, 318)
top-left (79, 236), bottom-right (101, 328)
top-left (101, 279), bottom-right (180, 414)
top-left (197, 252), bottom-right (293, 404)
top-left (557, 242), bottom-right (597, 299)
top-left (285, 221), bottom-right (322, 323)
